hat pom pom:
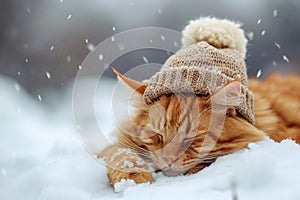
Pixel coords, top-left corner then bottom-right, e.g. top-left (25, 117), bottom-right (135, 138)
top-left (181, 17), bottom-right (247, 58)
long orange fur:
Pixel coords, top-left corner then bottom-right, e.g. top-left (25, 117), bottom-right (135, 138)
top-left (98, 74), bottom-right (300, 186)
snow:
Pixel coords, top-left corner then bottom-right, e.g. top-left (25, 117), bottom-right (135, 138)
top-left (283, 55), bottom-right (290, 63)
top-left (274, 42), bottom-right (281, 49)
top-left (256, 69), bottom-right (262, 78)
top-left (26, 8), bottom-right (31, 14)
top-left (45, 71), bottom-right (51, 79)
top-left (66, 55), bottom-right (71, 63)
top-left (273, 9), bottom-right (278, 17)
top-left (142, 56), bottom-right (149, 63)
top-left (114, 179), bottom-right (150, 193)
top-left (1, 75), bottom-right (300, 200)
top-left (246, 32), bottom-right (254, 41)
top-left (257, 19), bottom-right (262, 24)
top-left (173, 41), bottom-right (178, 47)
top-left (121, 160), bottom-right (134, 169)
top-left (14, 83), bottom-right (20, 91)
top-left (86, 43), bottom-right (95, 52)
top-left (37, 94), bottom-right (42, 101)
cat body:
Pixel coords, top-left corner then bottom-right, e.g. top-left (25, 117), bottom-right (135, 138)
top-left (98, 74), bottom-right (300, 186)
top-left (97, 17), bottom-right (300, 188)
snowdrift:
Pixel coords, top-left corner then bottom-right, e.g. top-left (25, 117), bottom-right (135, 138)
top-left (1, 75), bottom-right (300, 200)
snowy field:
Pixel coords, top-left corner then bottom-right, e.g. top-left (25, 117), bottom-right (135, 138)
top-left (1, 75), bottom-right (300, 200)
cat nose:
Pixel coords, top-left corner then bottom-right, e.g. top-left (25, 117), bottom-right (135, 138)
top-left (163, 157), bottom-right (174, 165)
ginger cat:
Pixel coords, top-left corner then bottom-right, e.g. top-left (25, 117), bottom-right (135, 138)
top-left (98, 73), bottom-right (300, 187)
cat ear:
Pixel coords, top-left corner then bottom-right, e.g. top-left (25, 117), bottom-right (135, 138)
top-left (112, 68), bottom-right (147, 95)
top-left (212, 80), bottom-right (242, 106)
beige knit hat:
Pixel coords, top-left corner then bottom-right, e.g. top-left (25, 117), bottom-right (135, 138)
top-left (114, 17), bottom-right (254, 124)
top-left (142, 17), bottom-right (255, 124)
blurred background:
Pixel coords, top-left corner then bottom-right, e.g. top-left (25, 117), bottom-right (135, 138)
top-left (1, 0), bottom-right (300, 95)
top-left (1, 2), bottom-right (300, 198)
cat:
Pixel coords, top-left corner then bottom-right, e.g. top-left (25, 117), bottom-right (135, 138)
top-left (98, 72), bottom-right (300, 187)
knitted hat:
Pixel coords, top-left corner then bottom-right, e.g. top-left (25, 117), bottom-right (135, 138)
top-left (142, 17), bottom-right (255, 124)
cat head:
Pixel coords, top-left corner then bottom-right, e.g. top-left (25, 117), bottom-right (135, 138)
top-left (115, 69), bottom-right (264, 176)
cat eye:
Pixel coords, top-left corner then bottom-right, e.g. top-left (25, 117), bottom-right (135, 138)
top-left (148, 133), bottom-right (163, 145)
top-left (156, 134), bottom-right (163, 144)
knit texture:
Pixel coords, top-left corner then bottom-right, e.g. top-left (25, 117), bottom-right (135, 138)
top-left (143, 41), bottom-right (255, 124)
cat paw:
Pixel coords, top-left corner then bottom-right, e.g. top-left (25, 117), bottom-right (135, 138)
top-left (109, 167), bottom-right (153, 186)
top-left (127, 168), bottom-right (153, 184)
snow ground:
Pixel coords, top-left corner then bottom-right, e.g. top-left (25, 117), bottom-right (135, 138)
top-left (1, 75), bottom-right (300, 200)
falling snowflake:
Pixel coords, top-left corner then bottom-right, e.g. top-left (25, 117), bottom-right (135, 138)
top-left (117, 43), bottom-right (125, 51)
top-left (17, 71), bottom-right (21, 76)
top-left (257, 19), bottom-right (262, 24)
top-left (99, 54), bottom-right (103, 60)
top-left (174, 41), bottom-right (178, 47)
top-left (111, 36), bottom-right (115, 42)
top-left (272, 61), bottom-right (278, 66)
top-left (59, 0), bottom-right (63, 3)
top-left (261, 30), bottom-right (266, 36)
top-left (37, 94), bottom-right (42, 101)
top-left (25, 58), bottom-right (29, 63)
top-left (256, 69), bottom-right (262, 78)
top-left (45, 71), bottom-right (51, 79)
top-left (113, 27), bottom-right (116, 31)
top-left (86, 43), bottom-right (95, 52)
top-left (78, 65), bottom-right (82, 70)
top-left (26, 8), bottom-right (31, 14)
top-left (282, 55), bottom-right (289, 63)
top-left (273, 9), bottom-right (278, 17)
top-left (1, 169), bottom-right (7, 176)
top-left (142, 56), bottom-right (149, 63)
top-left (67, 14), bottom-right (72, 20)
top-left (246, 32), bottom-right (254, 41)
top-left (15, 83), bottom-right (20, 91)
top-left (66, 55), bottom-right (71, 62)
top-left (85, 38), bottom-right (89, 44)
top-left (274, 42), bottom-right (281, 49)
top-left (50, 45), bottom-right (54, 51)
top-left (150, 39), bottom-right (153, 43)
top-left (158, 9), bottom-right (162, 14)
top-left (160, 35), bottom-right (166, 41)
